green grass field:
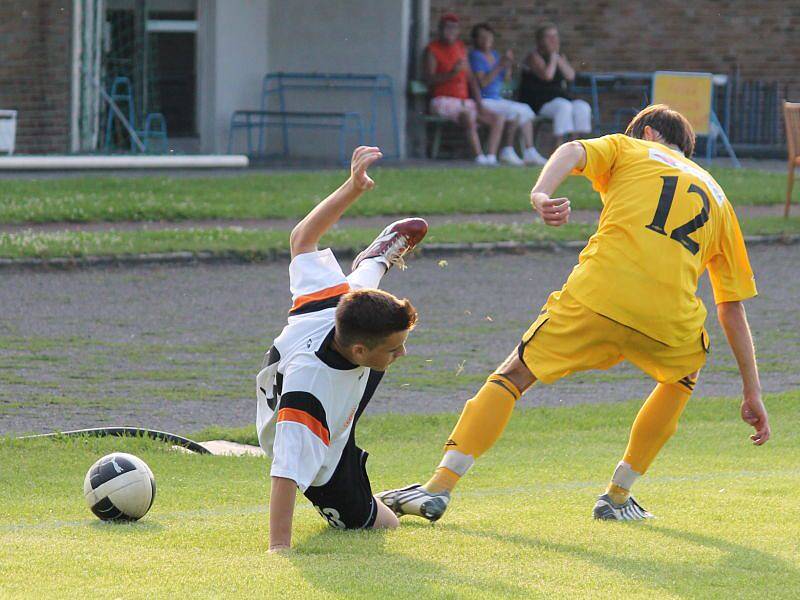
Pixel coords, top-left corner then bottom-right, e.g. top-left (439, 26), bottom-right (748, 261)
top-left (2, 393), bottom-right (798, 598)
top-left (2, 218), bottom-right (798, 260)
top-left (1, 165), bottom-right (794, 260)
top-left (0, 166), bottom-right (788, 224)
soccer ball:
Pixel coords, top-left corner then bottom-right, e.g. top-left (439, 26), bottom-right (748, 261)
top-left (83, 452), bottom-right (156, 521)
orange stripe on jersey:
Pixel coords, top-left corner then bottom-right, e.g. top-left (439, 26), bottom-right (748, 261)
top-left (291, 282), bottom-right (351, 312)
top-left (277, 407), bottom-right (330, 446)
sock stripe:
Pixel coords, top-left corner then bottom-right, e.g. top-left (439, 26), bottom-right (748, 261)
top-left (488, 375), bottom-right (521, 401)
top-left (677, 377), bottom-right (695, 392)
top-left (489, 378), bottom-right (515, 398)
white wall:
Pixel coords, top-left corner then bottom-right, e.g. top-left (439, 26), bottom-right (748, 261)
top-left (197, 0), bottom-right (269, 153)
top-left (198, 0), bottom-right (410, 158)
top-left (264, 0), bottom-right (410, 158)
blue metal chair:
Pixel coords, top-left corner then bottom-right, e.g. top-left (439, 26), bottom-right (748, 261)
top-left (103, 76), bottom-right (169, 153)
top-left (104, 77), bottom-right (137, 152)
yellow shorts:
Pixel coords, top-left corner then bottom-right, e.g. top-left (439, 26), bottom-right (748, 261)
top-left (518, 288), bottom-right (709, 387)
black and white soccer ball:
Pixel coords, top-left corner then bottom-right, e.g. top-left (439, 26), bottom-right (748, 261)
top-left (83, 452), bottom-right (156, 521)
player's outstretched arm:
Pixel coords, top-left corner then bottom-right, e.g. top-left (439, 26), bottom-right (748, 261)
top-left (289, 146), bottom-right (383, 258)
top-left (529, 140), bottom-right (586, 226)
top-left (268, 476), bottom-right (298, 552)
top-left (716, 301), bottom-right (770, 445)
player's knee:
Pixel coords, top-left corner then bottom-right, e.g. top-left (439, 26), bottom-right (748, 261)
top-left (372, 500), bottom-right (399, 529)
top-left (495, 356), bottom-right (536, 394)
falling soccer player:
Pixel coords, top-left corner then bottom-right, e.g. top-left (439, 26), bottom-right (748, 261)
top-left (378, 104), bottom-right (770, 522)
top-left (256, 146), bottom-right (428, 551)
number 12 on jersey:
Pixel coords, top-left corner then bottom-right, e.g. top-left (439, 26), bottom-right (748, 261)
top-left (645, 175), bottom-right (710, 255)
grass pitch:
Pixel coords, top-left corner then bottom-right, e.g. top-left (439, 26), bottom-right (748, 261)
top-left (1, 217), bottom-right (798, 260)
top-left (2, 393), bottom-right (798, 598)
top-left (0, 166), bottom-right (788, 224)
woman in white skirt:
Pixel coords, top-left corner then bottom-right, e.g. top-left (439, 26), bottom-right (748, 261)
top-left (468, 23), bottom-right (548, 166)
top-left (518, 22), bottom-right (592, 147)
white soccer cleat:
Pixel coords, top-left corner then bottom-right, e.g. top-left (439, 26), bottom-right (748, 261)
top-left (351, 217), bottom-right (428, 272)
top-left (376, 484), bottom-right (450, 522)
top-left (592, 493), bottom-right (654, 521)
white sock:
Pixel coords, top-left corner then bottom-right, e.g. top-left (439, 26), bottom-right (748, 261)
top-left (347, 257), bottom-right (387, 290)
top-left (439, 449), bottom-right (474, 477)
top-left (611, 461), bottom-right (641, 491)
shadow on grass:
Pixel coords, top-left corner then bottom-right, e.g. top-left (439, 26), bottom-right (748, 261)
top-left (284, 521), bottom-right (529, 599)
top-left (460, 523), bottom-right (797, 598)
top-left (89, 519), bottom-right (165, 534)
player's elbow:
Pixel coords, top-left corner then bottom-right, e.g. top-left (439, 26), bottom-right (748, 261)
top-left (717, 300), bottom-right (744, 317)
top-left (289, 224), bottom-right (302, 248)
top-left (559, 140), bottom-right (586, 167)
top-left (289, 224), bottom-right (311, 254)
top-left (716, 300), bottom-right (746, 327)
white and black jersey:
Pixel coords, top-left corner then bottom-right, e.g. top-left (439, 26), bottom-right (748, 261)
top-left (256, 249), bottom-right (386, 528)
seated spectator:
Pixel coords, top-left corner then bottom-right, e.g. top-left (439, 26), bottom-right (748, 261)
top-left (518, 22), bottom-right (592, 147)
top-left (468, 22), bottom-right (547, 166)
top-left (425, 13), bottom-right (505, 165)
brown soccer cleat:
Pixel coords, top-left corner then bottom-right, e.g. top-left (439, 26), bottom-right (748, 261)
top-left (351, 217), bottom-right (428, 272)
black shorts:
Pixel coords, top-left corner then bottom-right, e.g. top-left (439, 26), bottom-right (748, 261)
top-left (303, 440), bottom-right (377, 530)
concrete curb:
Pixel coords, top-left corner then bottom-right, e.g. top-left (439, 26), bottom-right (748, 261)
top-left (1, 234), bottom-right (798, 271)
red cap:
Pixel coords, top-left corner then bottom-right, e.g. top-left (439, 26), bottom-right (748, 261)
top-left (439, 12), bottom-right (459, 25)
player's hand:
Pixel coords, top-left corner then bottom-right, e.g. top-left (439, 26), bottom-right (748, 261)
top-left (531, 192), bottom-right (570, 226)
top-left (501, 50), bottom-right (514, 68)
top-left (741, 392), bottom-right (770, 445)
top-left (453, 57), bottom-right (468, 74)
top-left (350, 146), bottom-right (382, 192)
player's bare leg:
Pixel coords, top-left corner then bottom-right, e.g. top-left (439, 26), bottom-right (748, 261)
top-left (593, 371), bottom-right (698, 521)
top-left (372, 498), bottom-right (399, 529)
top-left (377, 350), bottom-right (536, 522)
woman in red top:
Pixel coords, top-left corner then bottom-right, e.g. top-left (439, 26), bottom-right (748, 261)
top-left (424, 14), bottom-right (505, 165)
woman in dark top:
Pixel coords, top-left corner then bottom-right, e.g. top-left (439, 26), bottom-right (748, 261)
top-left (519, 22), bottom-right (592, 146)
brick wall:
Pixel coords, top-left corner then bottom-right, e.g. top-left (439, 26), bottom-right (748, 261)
top-left (0, 1), bottom-right (72, 154)
top-left (429, 0), bottom-right (799, 134)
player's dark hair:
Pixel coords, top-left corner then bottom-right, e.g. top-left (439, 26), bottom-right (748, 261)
top-left (471, 22), bottom-right (494, 45)
top-left (626, 104), bottom-right (696, 157)
top-left (335, 289), bottom-right (418, 349)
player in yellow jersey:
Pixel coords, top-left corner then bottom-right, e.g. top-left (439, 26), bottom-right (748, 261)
top-left (378, 104), bottom-right (771, 521)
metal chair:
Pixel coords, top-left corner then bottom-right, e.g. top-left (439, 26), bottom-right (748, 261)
top-left (784, 101), bottom-right (800, 217)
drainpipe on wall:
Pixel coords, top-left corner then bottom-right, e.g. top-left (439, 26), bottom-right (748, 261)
top-left (70, 0), bottom-right (82, 153)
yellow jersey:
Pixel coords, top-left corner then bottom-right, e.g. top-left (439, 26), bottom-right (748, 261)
top-left (565, 134), bottom-right (757, 347)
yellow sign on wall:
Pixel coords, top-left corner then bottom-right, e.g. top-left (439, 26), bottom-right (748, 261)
top-left (651, 71), bottom-right (713, 135)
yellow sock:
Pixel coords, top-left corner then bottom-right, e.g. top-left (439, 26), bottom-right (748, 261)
top-left (424, 373), bottom-right (521, 494)
top-left (424, 466), bottom-right (461, 494)
top-left (605, 483), bottom-right (631, 505)
top-left (623, 381), bottom-right (692, 473)
top-left (605, 380), bottom-right (693, 501)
